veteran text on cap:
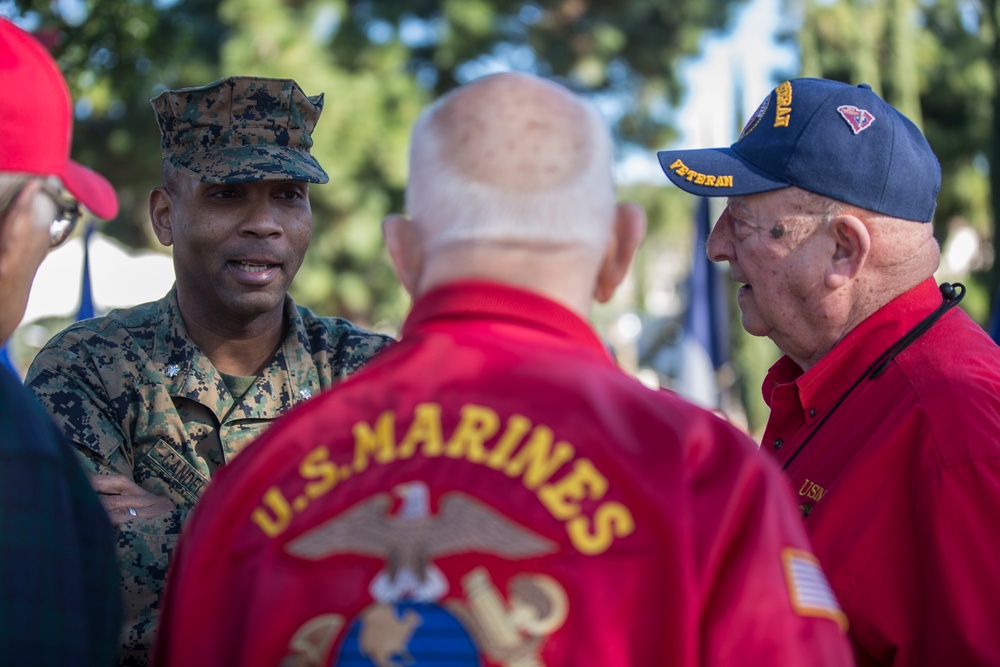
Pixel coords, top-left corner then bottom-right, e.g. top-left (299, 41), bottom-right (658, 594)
top-left (657, 78), bottom-right (940, 223)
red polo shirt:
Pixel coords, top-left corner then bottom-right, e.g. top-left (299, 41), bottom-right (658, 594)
top-left (762, 278), bottom-right (1000, 666)
top-left (154, 281), bottom-right (851, 667)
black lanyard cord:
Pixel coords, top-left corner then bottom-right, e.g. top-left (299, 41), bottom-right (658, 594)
top-left (781, 282), bottom-right (965, 472)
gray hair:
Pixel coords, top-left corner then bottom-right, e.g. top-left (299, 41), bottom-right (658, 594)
top-left (405, 84), bottom-right (616, 251)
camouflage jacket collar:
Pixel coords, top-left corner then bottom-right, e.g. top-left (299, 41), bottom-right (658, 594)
top-left (153, 287), bottom-right (318, 422)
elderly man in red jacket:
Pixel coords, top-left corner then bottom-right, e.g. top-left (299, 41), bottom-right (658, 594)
top-left (660, 77), bottom-right (1000, 666)
top-left (154, 72), bottom-right (853, 667)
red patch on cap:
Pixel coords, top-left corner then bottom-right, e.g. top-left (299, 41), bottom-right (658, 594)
top-left (836, 105), bottom-right (875, 135)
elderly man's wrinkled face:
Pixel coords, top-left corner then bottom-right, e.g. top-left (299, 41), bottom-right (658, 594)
top-left (155, 175), bottom-right (313, 327)
top-left (706, 189), bottom-right (830, 349)
top-left (0, 176), bottom-right (59, 343)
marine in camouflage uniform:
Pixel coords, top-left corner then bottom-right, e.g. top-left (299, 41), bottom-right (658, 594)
top-left (24, 76), bottom-right (393, 666)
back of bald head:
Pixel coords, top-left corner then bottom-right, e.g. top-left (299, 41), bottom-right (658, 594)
top-left (406, 72), bottom-right (615, 251)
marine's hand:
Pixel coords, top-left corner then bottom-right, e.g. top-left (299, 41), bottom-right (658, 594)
top-left (92, 474), bottom-right (176, 526)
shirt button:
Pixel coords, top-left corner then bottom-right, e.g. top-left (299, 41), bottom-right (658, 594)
top-left (808, 408), bottom-right (817, 418)
top-left (773, 437), bottom-right (783, 450)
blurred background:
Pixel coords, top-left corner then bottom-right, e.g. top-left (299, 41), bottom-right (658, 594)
top-left (2, 0), bottom-right (998, 438)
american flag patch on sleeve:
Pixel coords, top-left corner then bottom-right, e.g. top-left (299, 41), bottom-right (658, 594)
top-left (782, 548), bottom-right (848, 631)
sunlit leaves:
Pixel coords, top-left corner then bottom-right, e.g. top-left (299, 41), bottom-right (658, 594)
top-left (8, 0), bottom-right (752, 325)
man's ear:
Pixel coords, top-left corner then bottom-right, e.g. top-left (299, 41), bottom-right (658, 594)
top-left (825, 214), bottom-right (870, 289)
top-left (595, 201), bottom-right (647, 303)
top-left (149, 186), bottom-right (174, 247)
top-left (382, 214), bottom-right (424, 297)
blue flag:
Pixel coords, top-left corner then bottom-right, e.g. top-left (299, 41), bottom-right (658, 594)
top-left (0, 343), bottom-right (15, 374)
top-left (77, 221), bottom-right (96, 321)
top-left (683, 197), bottom-right (729, 369)
top-left (989, 284), bottom-right (1000, 346)
top-left (673, 197), bottom-right (730, 407)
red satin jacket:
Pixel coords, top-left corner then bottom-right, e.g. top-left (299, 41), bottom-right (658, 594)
top-left (154, 280), bottom-right (852, 667)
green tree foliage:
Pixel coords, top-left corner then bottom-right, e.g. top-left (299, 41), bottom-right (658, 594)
top-left (788, 0), bottom-right (996, 322)
top-left (693, 0), bottom-right (1000, 435)
top-left (5, 0), bottom-right (750, 330)
top-left (8, 0), bottom-right (223, 248)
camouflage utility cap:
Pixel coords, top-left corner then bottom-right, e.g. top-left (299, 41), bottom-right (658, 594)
top-left (151, 76), bottom-right (329, 184)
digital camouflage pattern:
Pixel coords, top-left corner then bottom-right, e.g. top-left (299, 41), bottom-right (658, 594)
top-left (25, 289), bottom-right (392, 666)
top-left (151, 76), bottom-right (330, 184)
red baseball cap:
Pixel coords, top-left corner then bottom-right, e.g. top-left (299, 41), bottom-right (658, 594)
top-left (0, 19), bottom-right (118, 219)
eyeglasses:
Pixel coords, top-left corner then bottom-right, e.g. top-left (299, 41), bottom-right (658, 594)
top-left (0, 177), bottom-right (85, 248)
top-left (40, 180), bottom-right (84, 248)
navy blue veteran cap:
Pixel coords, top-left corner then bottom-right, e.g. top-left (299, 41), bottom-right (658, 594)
top-left (657, 78), bottom-right (941, 222)
top-left (151, 76), bottom-right (329, 184)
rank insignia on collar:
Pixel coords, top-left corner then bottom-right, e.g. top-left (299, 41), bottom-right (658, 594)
top-left (165, 364), bottom-right (180, 379)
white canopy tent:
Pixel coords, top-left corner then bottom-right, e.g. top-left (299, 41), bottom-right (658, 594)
top-left (23, 230), bottom-right (175, 324)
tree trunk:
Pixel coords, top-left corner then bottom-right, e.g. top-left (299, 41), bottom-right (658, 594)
top-left (887, 0), bottom-right (923, 127)
top-left (987, 0), bottom-right (1000, 314)
top-left (798, 0), bottom-right (822, 78)
top-left (850, 0), bottom-right (883, 93)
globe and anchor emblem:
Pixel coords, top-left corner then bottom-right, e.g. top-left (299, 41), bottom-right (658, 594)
top-left (276, 482), bottom-right (570, 667)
